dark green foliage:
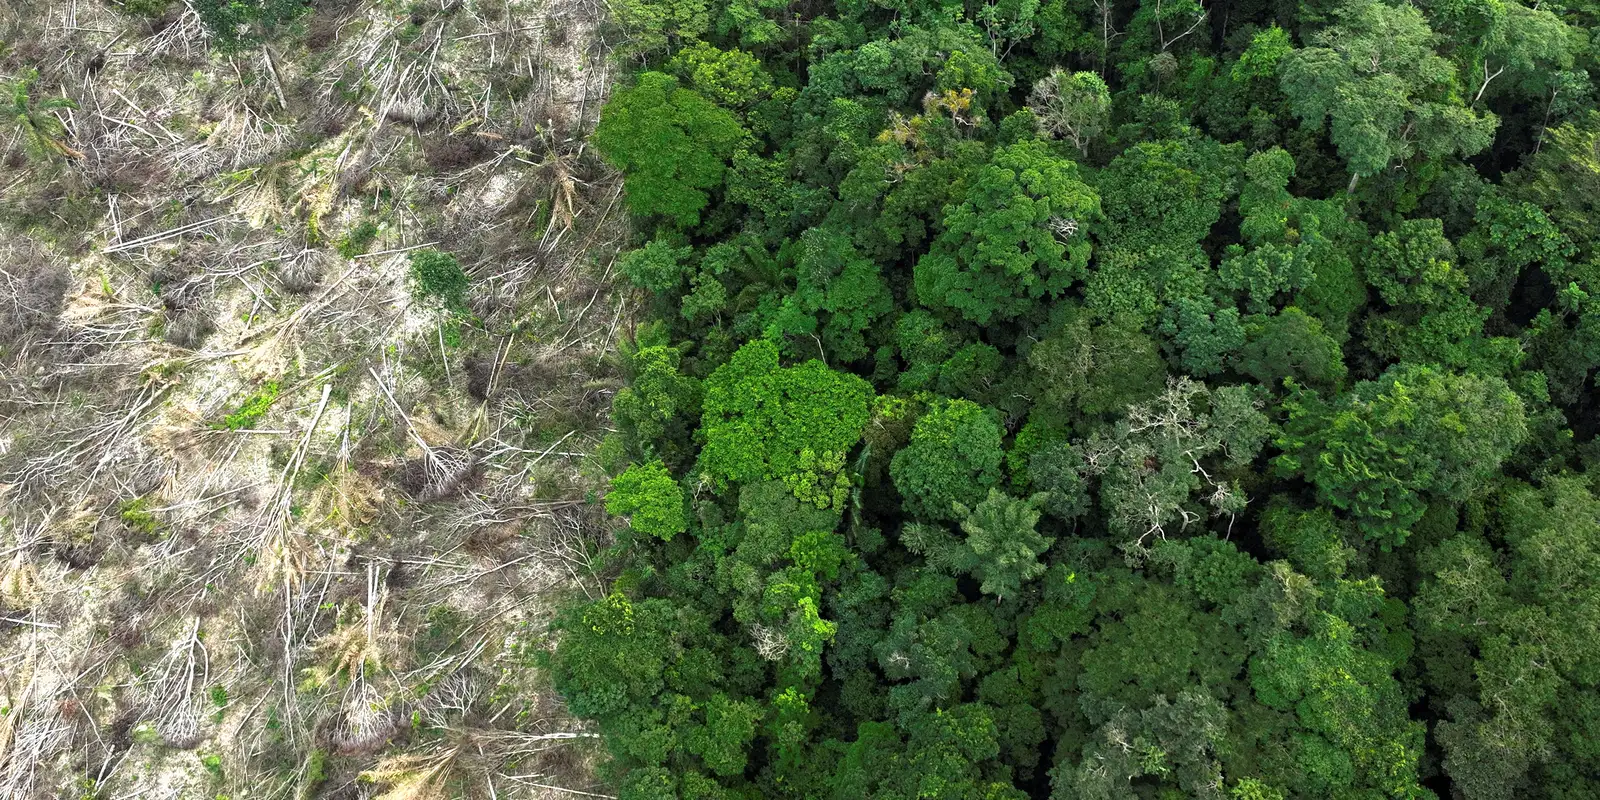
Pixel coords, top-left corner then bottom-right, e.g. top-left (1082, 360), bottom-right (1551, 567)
top-left (192, 0), bottom-right (308, 51)
top-left (1276, 365), bottom-right (1527, 546)
top-left (1235, 308), bottom-right (1347, 391)
top-left (889, 399), bottom-right (1004, 521)
top-left (555, 3), bottom-right (1600, 797)
top-left (407, 249), bottom-right (470, 312)
top-left (1413, 478), bottom-right (1600, 799)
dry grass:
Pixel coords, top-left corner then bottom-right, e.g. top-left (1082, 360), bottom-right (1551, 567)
top-left (0, 1), bottom-right (628, 797)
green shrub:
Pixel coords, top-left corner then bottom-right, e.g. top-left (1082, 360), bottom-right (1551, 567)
top-left (337, 220), bottom-right (379, 258)
top-left (192, 0), bottom-right (309, 51)
top-left (407, 249), bottom-right (470, 313)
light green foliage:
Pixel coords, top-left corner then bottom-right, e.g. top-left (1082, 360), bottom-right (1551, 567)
top-left (546, 592), bottom-right (764, 782)
top-left (890, 399), bottom-right (1005, 521)
top-left (1358, 220), bottom-right (1522, 371)
top-left (407, 249), bottom-right (470, 312)
top-left (956, 490), bottom-right (1052, 600)
top-left (594, 72), bottom-right (748, 226)
top-left (119, 496), bottom-right (159, 536)
top-left (710, 481), bottom-right (847, 678)
top-left (667, 42), bottom-right (774, 108)
top-left (699, 340), bottom-right (873, 508)
top-left (1276, 365), bottom-right (1527, 546)
top-left (1248, 606), bottom-right (1425, 797)
top-left (1219, 244), bottom-right (1315, 313)
top-left (1458, 190), bottom-right (1574, 308)
top-left (831, 705), bottom-right (1025, 800)
top-left (1258, 501), bottom-right (1355, 581)
top-left (914, 140), bottom-right (1101, 324)
top-left (1519, 111), bottom-right (1600, 261)
top-left (607, 461), bottom-right (689, 541)
top-left (218, 382), bottom-right (281, 431)
top-left (1281, 0), bottom-right (1497, 179)
top-left (608, 0), bottom-right (709, 56)
top-left (1232, 26), bottom-right (1293, 81)
top-left (1423, 0), bottom-right (1577, 103)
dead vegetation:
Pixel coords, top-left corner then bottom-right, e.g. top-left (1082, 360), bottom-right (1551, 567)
top-left (0, 0), bottom-right (629, 796)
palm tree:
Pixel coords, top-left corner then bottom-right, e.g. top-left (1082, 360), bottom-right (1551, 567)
top-left (4, 68), bottom-right (82, 162)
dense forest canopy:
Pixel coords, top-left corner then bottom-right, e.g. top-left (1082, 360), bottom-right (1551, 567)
top-left (552, 0), bottom-right (1600, 796)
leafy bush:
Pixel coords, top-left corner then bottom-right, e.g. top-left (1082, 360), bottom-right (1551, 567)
top-left (192, 0), bottom-right (309, 51)
top-left (407, 248), bottom-right (470, 313)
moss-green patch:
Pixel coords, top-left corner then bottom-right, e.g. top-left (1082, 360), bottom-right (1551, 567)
top-left (336, 219), bottom-right (379, 258)
top-left (200, 752), bottom-right (224, 779)
top-left (217, 382), bottom-right (281, 430)
top-left (118, 497), bottom-right (159, 536)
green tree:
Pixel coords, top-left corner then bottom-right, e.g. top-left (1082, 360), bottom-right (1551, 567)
top-left (619, 239), bottom-right (694, 295)
top-left (1051, 691), bottom-right (1230, 799)
top-left (1083, 378), bottom-right (1271, 559)
top-left (1026, 69), bottom-right (1111, 156)
top-left (914, 140), bottom-right (1101, 324)
top-left (667, 42), bottom-right (775, 108)
top-left (792, 226), bottom-right (894, 363)
top-left (830, 705), bottom-right (1027, 800)
top-left (408, 249), bottom-right (470, 312)
top-left (1281, 0), bottom-right (1497, 186)
top-left (1275, 364), bottom-right (1527, 546)
top-left (608, 0), bottom-right (710, 56)
top-left (1026, 306), bottom-right (1168, 423)
top-left (1234, 308), bottom-right (1348, 391)
top-left (890, 399), bottom-right (1006, 521)
top-left (594, 72), bottom-right (748, 226)
top-left (3, 69), bottom-right (80, 162)
top-left (193, 0), bottom-right (308, 50)
top-left (612, 340), bottom-right (701, 463)
top-left (1096, 135), bottom-right (1244, 251)
top-left (903, 489), bottom-right (1053, 601)
top-left (607, 461), bottom-right (690, 541)
top-left (699, 339), bottom-right (874, 508)
top-left (1413, 477), bottom-right (1600, 800)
